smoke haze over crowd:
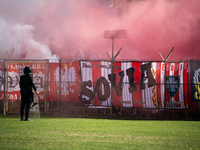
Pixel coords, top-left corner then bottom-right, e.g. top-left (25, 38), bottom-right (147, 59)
top-left (0, 0), bottom-right (200, 61)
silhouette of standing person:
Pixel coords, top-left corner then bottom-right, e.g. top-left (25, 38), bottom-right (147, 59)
top-left (19, 66), bottom-right (39, 121)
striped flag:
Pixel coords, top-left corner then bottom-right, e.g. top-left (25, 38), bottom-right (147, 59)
top-left (80, 60), bottom-right (189, 109)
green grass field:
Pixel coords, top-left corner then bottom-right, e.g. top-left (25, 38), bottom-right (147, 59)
top-left (0, 115), bottom-right (199, 150)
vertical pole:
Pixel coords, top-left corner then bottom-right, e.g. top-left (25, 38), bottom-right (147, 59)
top-left (144, 84), bottom-right (147, 119)
top-left (132, 72), bottom-right (135, 118)
top-left (185, 60), bottom-right (188, 119)
top-left (68, 82), bottom-right (71, 117)
top-left (132, 98), bottom-right (134, 118)
top-left (170, 92), bottom-right (174, 120)
top-left (56, 81), bottom-right (59, 112)
top-left (59, 59), bottom-right (62, 113)
top-left (198, 82), bottom-right (200, 116)
top-left (164, 61), bottom-right (167, 120)
top-left (185, 82), bottom-right (188, 119)
top-left (46, 60), bottom-right (49, 115)
top-left (110, 37), bottom-right (114, 118)
top-left (94, 82), bottom-right (97, 116)
top-left (156, 82), bottom-right (161, 120)
top-left (6, 62), bottom-right (8, 113)
top-left (3, 60), bottom-right (6, 115)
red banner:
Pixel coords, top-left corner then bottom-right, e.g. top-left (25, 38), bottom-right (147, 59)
top-left (3, 62), bottom-right (47, 101)
top-left (48, 61), bottom-right (79, 102)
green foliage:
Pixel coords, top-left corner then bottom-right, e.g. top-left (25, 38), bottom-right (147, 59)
top-left (0, 115), bottom-right (200, 150)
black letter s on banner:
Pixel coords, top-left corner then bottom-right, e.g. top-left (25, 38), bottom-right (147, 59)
top-left (81, 80), bottom-right (94, 105)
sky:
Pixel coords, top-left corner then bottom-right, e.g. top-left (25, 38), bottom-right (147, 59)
top-left (0, 0), bottom-right (200, 61)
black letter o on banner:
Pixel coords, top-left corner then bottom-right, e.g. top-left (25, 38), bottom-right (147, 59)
top-left (94, 77), bottom-right (110, 101)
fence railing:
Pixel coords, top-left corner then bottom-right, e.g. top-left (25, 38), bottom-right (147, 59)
top-left (0, 59), bottom-right (199, 120)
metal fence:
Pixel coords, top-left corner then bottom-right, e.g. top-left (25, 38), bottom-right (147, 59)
top-left (0, 59), bottom-right (199, 120)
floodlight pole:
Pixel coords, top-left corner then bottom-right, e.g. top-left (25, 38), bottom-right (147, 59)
top-left (108, 37), bottom-right (121, 118)
top-left (159, 47), bottom-right (174, 120)
top-left (111, 37), bottom-right (114, 118)
top-left (105, 30), bottom-right (127, 118)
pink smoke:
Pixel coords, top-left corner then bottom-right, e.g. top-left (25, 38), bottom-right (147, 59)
top-left (0, 0), bottom-right (199, 61)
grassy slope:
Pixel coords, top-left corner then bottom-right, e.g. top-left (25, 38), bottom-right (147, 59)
top-left (0, 115), bottom-right (199, 150)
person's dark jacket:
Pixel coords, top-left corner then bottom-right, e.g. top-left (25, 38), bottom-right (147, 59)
top-left (19, 73), bottom-right (37, 96)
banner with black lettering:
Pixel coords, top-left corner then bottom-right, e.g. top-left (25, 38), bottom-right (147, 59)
top-left (80, 61), bottom-right (111, 107)
top-left (4, 61), bottom-right (47, 101)
top-left (80, 60), bottom-right (189, 109)
top-left (190, 60), bottom-right (200, 101)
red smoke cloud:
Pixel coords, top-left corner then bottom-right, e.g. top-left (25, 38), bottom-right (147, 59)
top-left (0, 0), bottom-right (200, 61)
